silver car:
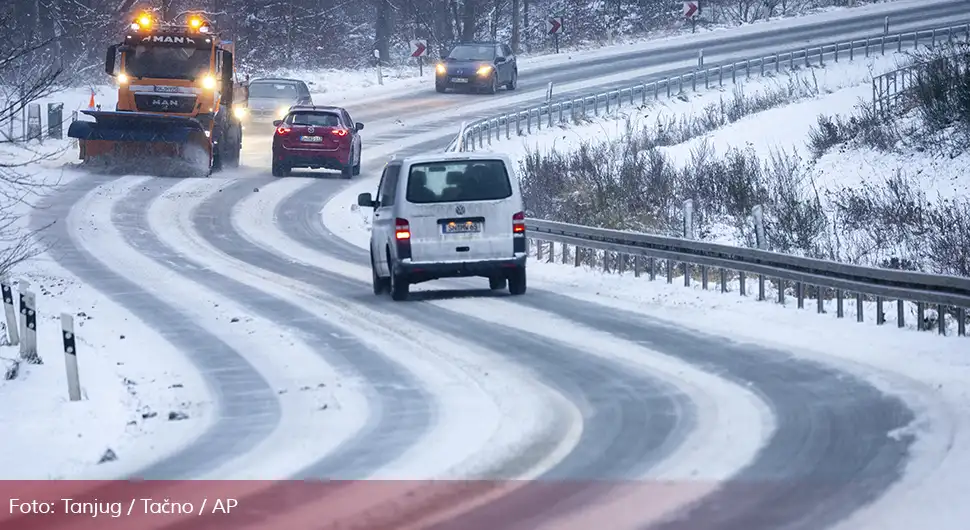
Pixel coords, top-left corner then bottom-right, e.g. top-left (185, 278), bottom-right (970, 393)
top-left (358, 152), bottom-right (528, 301)
top-left (244, 78), bottom-right (312, 123)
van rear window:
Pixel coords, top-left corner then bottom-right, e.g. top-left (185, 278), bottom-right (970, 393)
top-left (406, 160), bottom-right (512, 204)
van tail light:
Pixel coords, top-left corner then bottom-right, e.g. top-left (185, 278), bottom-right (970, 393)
top-left (512, 212), bottom-right (526, 254)
top-left (395, 218), bottom-right (412, 260)
top-left (395, 218), bottom-right (411, 240)
top-left (276, 125), bottom-right (291, 136)
top-left (512, 211), bottom-right (526, 234)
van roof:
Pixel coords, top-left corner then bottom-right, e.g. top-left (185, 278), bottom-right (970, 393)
top-left (399, 151), bottom-right (514, 166)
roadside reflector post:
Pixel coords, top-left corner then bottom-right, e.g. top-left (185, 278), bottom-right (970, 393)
top-left (17, 280), bottom-right (29, 358)
top-left (753, 205), bottom-right (767, 302)
top-left (61, 313), bottom-right (82, 402)
top-left (374, 49), bottom-right (383, 86)
top-left (698, 49), bottom-right (704, 68)
top-left (1, 277), bottom-right (18, 346)
top-left (23, 291), bottom-right (40, 364)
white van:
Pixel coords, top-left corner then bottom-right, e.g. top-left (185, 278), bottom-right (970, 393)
top-left (357, 152), bottom-right (528, 301)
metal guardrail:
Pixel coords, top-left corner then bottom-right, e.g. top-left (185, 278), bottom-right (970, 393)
top-left (449, 22), bottom-right (970, 151)
top-left (526, 219), bottom-right (970, 337)
top-left (872, 50), bottom-right (965, 115)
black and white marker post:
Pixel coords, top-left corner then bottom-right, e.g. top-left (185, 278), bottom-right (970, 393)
top-left (1, 277), bottom-right (19, 346)
top-left (23, 290), bottom-right (40, 364)
top-left (61, 313), bottom-right (81, 401)
top-left (18, 279), bottom-right (29, 358)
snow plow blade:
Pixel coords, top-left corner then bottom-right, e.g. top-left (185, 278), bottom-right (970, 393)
top-left (68, 110), bottom-right (212, 177)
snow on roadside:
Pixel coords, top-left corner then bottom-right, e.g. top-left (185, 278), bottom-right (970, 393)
top-left (0, 256), bottom-right (214, 480)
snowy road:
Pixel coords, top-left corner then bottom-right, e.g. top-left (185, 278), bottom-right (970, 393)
top-left (25, 1), bottom-right (970, 528)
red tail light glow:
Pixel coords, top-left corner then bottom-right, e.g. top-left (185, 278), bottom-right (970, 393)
top-left (332, 128), bottom-right (349, 137)
top-left (395, 218), bottom-right (411, 240)
top-left (512, 211), bottom-right (525, 234)
top-left (276, 125), bottom-right (291, 136)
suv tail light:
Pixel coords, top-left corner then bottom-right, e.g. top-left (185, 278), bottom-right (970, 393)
top-left (394, 218), bottom-right (412, 260)
top-left (276, 125), bottom-right (291, 136)
top-left (512, 211), bottom-right (526, 234)
top-left (331, 128), bottom-right (349, 137)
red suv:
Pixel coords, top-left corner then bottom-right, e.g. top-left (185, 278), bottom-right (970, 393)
top-left (272, 105), bottom-right (363, 178)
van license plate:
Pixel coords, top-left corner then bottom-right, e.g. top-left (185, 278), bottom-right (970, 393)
top-left (300, 136), bottom-right (323, 142)
top-left (450, 77), bottom-right (469, 83)
top-left (443, 221), bottom-right (481, 234)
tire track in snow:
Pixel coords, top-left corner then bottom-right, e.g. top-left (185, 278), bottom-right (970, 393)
top-left (111, 176), bottom-right (433, 480)
top-left (209, 176), bottom-right (698, 526)
top-left (30, 174), bottom-right (280, 479)
top-left (519, 292), bottom-right (915, 530)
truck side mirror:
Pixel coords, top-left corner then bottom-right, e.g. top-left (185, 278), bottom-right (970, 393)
top-left (105, 45), bottom-right (118, 76)
top-left (357, 193), bottom-right (375, 207)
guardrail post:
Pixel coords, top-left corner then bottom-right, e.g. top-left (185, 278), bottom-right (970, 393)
top-left (731, 66), bottom-right (736, 84)
top-left (547, 242), bottom-right (554, 264)
top-left (603, 251), bottom-right (611, 273)
top-left (574, 246), bottom-right (581, 267)
top-left (701, 266), bottom-right (708, 290)
top-left (876, 297), bottom-right (885, 325)
top-left (752, 205), bottom-right (767, 301)
top-left (719, 268), bottom-right (727, 293)
top-left (897, 300), bottom-right (905, 328)
top-left (865, 37), bottom-right (870, 57)
top-left (817, 286), bottom-right (825, 314)
top-left (834, 43), bottom-right (839, 63)
top-left (836, 290), bottom-right (844, 318)
top-left (931, 29), bottom-right (936, 47)
top-left (937, 304), bottom-right (946, 335)
top-left (778, 280), bottom-right (785, 305)
top-left (561, 243), bottom-right (568, 264)
top-left (678, 76), bottom-right (683, 94)
top-left (856, 293), bottom-right (864, 322)
top-left (666, 78), bottom-right (671, 98)
top-left (796, 282), bottom-right (804, 308)
top-left (718, 66), bottom-right (723, 86)
top-left (745, 59), bottom-right (750, 79)
top-left (789, 51), bottom-right (794, 69)
top-left (775, 54), bottom-right (780, 73)
top-left (665, 259), bottom-right (673, 284)
top-left (739, 272), bottom-right (746, 296)
top-left (958, 308), bottom-right (966, 336)
top-left (819, 47), bottom-right (824, 67)
top-left (917, 302), bottom-right (925, 331)
top-left (618, 254), bottom-right (626, 274)
top-left (23, 291), bottom-right (39, 364)
top-left (535, 239), bottom-right (543, 261)
top-left (705, 69), bottom-right (709, 90)
top-left (850, 40), bottom-right (855, 61)
top-left (760, 58), bottom-right (765, 77)
top-left (649, 258), bottom-right (656, 281)
top-left (605, 93), bottom-right (610, 114)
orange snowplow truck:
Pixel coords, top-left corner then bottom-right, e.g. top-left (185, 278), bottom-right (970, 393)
top-left (68, 12), bottom-right (246, 177)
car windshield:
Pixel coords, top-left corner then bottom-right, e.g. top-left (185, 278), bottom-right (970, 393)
top-left (287, 112), bottom-right (341, 127)
top-left (447, 45), bottom-right (496, 61)
top-left (406, 160), bottom-right (512, 204)
top-left (249, 82), bottom-right (299, 99)
top-left (125, 45), bottom-right (210, 80)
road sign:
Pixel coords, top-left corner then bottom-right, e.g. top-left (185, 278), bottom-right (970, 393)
top-left (546, 17), bottom-right (563, 35)
top-left (409, 40), bottom-right (428, 58)
top-left (683, 1), bottom-right (699, 19)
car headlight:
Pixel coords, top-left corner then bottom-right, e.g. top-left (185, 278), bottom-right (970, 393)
top-left (232, 106), bottom-right (247, 120)
top-left (435, 63), bottom-right (446, 75)
top-left (201, 75), bottom-right (217, 89)
top-left (477, 65), bottom-right (493, 76)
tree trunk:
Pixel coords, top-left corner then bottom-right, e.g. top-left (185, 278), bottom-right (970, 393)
top-left (511, 0), bottom-right (520, 52)
top-left (375, 0), bottom-right (393, 62)
top-left (523, 0), bottom-right (529, 51)
top-left (460, 0), bottom-right (477, 42)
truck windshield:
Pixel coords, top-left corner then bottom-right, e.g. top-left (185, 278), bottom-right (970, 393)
top-left (125, 46), bottom-right (211, 80)
top-left (249, 83), bottom-right (299, 99)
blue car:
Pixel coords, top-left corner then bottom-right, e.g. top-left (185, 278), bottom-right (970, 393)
top-left (435, 42), bottom-right (518, 94)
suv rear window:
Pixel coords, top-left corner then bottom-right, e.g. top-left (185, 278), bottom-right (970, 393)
top-left (287, 112), bottom-right (340, 127)
top-left (406, 160), bottom-right (512, 204)
top-left (249, 82), bottom-right (298, 99)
